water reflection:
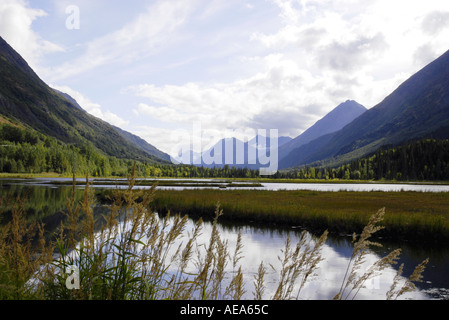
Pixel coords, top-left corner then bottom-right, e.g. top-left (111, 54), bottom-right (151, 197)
top-left (191, 219), bottom-right (432, 300)
top-left (0, 179), bottom-right (448, 300)
top-left (3, 177), bottom-right (449, 192)
top-left (0, 180), bottom-right (83, 224)
top-left (260, 182), bottom-right (449, 193)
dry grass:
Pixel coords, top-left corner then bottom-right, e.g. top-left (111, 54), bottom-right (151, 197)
top-left (0, 191), bottom-right (53, 299)
top-left (333, 207), bottom-right (428, 300)
top-left (270, 230), bottom-right (328, 300)
top-left (149, 189), bottom-right (449, 243)
top-left (0, 162), bottom-right (431, 300)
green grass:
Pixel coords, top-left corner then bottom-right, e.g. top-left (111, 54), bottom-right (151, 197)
top-left (2, 171), bottom-right (449, 185)
top-left (149, 189), bottom-right (449, 243)
top-left (0, 164), bottom-right (431, 300)
top-left (39, 179), bottom-right (263, 188)
top-left (0, 172), bottom-right (65, 179)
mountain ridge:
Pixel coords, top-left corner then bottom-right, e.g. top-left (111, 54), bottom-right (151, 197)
top-left (0, 36), bottom-right (170, 164)
top-left (175, 134), bottom-right (291, 170)
top-left (279, 48), bottom-right (449, 169)
top-left (278, 100), bottom-right (366, 162)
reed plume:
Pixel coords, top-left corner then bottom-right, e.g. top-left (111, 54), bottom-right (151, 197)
top-left (334, 208), bottom-right (429, 300)
top-left (386, 258), bottom-right (429, 300)
top-left (271, 229), bottom-right (328, 300)
top-left (0, 162), bottom-right (431, 301)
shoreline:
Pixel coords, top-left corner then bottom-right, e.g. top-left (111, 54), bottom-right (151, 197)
top-left (145, 188), bottom-right (449, 244)
top-left (2, 175), bottom-right (449, 244)
top-left (1, 173), bottom-right (449, 186)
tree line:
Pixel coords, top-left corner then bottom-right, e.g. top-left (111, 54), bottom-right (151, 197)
top-left (0, 123), bottom-right (260, 178)
top-left (0, 123), bottom-right (131, 176)
top-left (275, 139), bottom-right (449, 181)
top-left (2, 123), bottom-right (448, 181)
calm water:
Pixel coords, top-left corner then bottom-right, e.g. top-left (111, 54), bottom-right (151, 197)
top-left (1, 178), bottom-right (448, 300)
top-left (191, 220), bottom-right (447, 300)
top-left (260, 182), bottom-right (449, 192)
top-left (5, 177), bottom-right (449, 192)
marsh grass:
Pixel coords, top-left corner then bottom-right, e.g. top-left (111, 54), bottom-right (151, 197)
top-left (0, 191), bottom-right (53, 299)
top-left (149, 189), bottom-right (449, 243)
top-left (333, 207), bottom-right (428, 300)
top-left (0, 163), bottom-right (430, 300)
top-left (270, 230), bottom-right (328, 300)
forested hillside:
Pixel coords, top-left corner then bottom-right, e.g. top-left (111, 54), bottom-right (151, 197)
top-left (0, 122), bottom-right (132, 176)
top-left (0, 36), bottom-right (170, 164)
top-left (277, 139), bottom-right (449, 181)
top-left (0, 122), bottom-right (260, 178)
top-left (278, 48), bottom-right (449, 169)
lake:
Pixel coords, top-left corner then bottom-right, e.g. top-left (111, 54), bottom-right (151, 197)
top-left (3, 177), bottom-right (449, 192)
top-left (1, 178), bottom-right (448, 300)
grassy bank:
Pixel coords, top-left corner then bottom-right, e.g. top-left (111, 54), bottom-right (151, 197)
top-left (149, 189), bottom-right (449, 243)
top-left (0, 166), bottom-right (430, 300)
top-left (2, 172), bottom-right (449, 185)
top-left (39, 178), bottom-right (263, 188)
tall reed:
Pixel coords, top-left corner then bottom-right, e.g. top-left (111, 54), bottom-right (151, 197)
top-left (0, 163), bottom-right (431, 300)
top-left (0, 191), bottom-right (53, 299)
top-left (333, 208), bottom-right (428, 300)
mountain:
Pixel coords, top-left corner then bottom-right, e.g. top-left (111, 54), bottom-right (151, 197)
top-left (280, 48), bottom-right (449, 169)
top-left (176, 134), bottom-right (291, 172)
top-left (278, 136), bottom-right (293, 146)
top-left (279, 100), bottom-right (366, 162)
top-left (0, 36), bottom-right (170, 163)
top-left (52, 89), bottom-right (86, 112)
top-left (112, 125), bottom-right (171, 162)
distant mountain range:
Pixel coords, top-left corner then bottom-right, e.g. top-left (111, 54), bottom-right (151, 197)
top-left (279, 48), bottom-right (449, 169)
top-left (1, 34), bottom-right (448, 173)
top-left (177, 100), bottom-right (366, 172)
top-left (0, 36), bottom-right (170, 164)
top-left (175, 135), bottom-right (292, 170)
top-left (278, 100), bottom-right (366, 165)
top-left (174, 45), bottom-right (449, 173)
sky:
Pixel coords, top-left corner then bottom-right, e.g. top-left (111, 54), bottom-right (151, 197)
top-left (1, 0), bottom-right (449, 156)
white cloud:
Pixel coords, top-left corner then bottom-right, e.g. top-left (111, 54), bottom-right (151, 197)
top-left (316, 32), bottom-right (388, 71)
top-left (421, 11), bottom-right (449, 35)
top-left (102, 111), bottom-right (129, 128)
top-left (3, 0), bottom-right (449, 154)
top-left (252, 0), bottom-right (449, 105)
top-left (45, 0), bottom-right (198, 82)
top-left (128, 54), bottom-right (343, 139)
top-left (52, 85), bottom-right (129, 128)
top-left (125, 0), bottom-right (449, 150)
top-left (0, 0), bottom-right (64, 70)
top-left (130, 125), bottom-right (184, 155)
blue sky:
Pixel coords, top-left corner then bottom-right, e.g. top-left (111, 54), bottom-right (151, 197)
top-left (1, 0), bottom-right (449, 155)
